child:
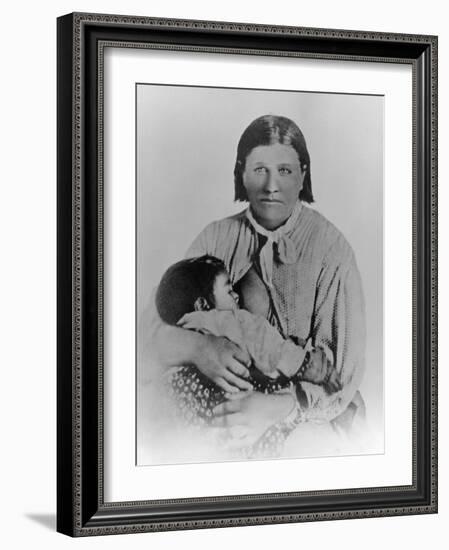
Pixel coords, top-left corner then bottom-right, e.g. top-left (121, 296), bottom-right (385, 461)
top-left (155, 256), bottom-right (341, 456)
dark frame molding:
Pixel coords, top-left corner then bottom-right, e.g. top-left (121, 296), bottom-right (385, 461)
top-left (57, 12), bottom-right (438, 537)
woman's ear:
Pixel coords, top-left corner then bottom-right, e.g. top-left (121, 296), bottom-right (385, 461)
top-left (194, 297), bottom-right (210, 312)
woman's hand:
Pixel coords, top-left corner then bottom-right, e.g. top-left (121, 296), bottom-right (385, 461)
top-left (152, 322), bottom-right (252, 392)
top-left (194, 334), bottom-right (253, 393)
top-left (301, 348), bottom-right (342, 393)
top-left (211, 391), bottom-right (295, 446)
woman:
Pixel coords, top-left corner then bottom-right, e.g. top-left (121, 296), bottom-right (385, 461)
top-left (148, 114), bottom-right (366, 456)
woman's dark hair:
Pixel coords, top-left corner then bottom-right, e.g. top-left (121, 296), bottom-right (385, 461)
top-left (234, 114), bottom-right (313, 203)
top-left (156, 255), bottom-right (227, 325)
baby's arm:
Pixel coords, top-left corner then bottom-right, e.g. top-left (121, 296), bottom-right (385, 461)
top-left (237, 310), bottom-right (341, 394)
top-left (237, 310), bottom-right (307, 377)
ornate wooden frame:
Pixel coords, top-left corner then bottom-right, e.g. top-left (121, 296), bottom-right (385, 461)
top-left (57, 12), bottom-right (438, 536)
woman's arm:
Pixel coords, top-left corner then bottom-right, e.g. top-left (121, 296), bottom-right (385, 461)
top-left (302, 240), bottom-right (366, 422)
top-left (142, 292), bottom-right (253, 392)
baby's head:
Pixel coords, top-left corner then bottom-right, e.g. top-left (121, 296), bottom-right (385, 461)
top-left (156, 255), bottom-right (239, 325)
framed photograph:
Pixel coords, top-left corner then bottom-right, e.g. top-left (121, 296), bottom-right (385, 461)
top-left (57, 12), bottom-right (438, 536)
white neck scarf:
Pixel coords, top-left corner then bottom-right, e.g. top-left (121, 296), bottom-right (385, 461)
top-left (245, 201), bottom-right (302, 288)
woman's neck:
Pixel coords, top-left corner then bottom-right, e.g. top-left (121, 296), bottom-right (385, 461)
top-left (248, 201), bottom-right (302, 233)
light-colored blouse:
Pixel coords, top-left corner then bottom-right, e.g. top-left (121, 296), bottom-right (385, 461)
top-left (186, 202), bottom-right (366, 424)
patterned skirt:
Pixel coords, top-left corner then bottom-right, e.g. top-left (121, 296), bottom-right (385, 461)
top-left (166, 366), bottom-right (294, 459)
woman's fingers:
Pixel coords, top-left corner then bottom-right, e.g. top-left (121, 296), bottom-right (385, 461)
top-left (223, 366), bottom-right (253, 390)
top-left (210, 412), bottom-right (244, 427)
top-left (213, 399), bottom-right (242, 416)
top-left (227, 360), bottom-right (250, 380)
top-left (224, 390), bottom-right (252, 401)
top-left (333, 379), bottom-right (343, 392)
top-left (214, 377), bottom-right (240, 394)
top-left (231, 345), bottom-right (251, 367)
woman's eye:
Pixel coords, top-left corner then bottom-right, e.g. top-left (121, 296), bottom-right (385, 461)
top-left (279, 167), bottom-right (292, 175)
top-left (254, 166), bottom-right (267, 174)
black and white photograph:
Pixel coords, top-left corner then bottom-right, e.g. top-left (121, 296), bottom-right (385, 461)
top-left (136, 84), bottom-right (384, 466)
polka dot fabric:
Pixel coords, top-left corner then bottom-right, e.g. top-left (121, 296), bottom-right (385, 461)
top-left (167, 366), bottom-right (292, 458)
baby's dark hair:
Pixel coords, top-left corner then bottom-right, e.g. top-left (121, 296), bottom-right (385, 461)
top-left (156, 255), bottom-right (227, 325)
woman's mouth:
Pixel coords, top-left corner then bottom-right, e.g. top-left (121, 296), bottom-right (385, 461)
top-left (260, 198), bottom-right (283, 204)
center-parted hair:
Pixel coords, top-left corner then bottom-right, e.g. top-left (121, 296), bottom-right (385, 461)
top-left (156, 255), bottom-right (227, 325)
top-left (234, 114), bottom-right (313, 203)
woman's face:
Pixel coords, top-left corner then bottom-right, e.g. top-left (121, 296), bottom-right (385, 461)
top-left (242, 143), bottom-right (305, 230)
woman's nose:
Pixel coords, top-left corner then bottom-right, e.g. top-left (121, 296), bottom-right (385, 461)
top-left (263, 170), bottom-right (279, 193)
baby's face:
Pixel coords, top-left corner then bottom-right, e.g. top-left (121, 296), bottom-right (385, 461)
top-left (212, 271), bottom-right (239, 311)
